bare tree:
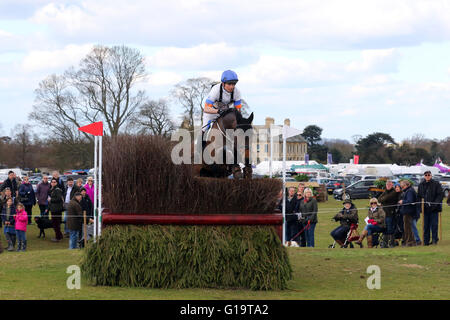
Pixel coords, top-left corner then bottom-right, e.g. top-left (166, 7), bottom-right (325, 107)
top-left (30, 74), bottom-right (90, 143)
top-left (132, 99), bottom-right (175, 137)
top-left (12, 124), bottom-right (33, 169)
top-left (68, 45), bottom-right (147, 136)
top-left (171, 77), bottom-right (214, 131)
top-left (30, 45), bottom-right (147, 140)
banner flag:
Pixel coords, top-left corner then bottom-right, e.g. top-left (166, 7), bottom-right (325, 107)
top-left (78, 121), bottom-right (104, 136)
top-left (327, 153), bottom-right (333, 164)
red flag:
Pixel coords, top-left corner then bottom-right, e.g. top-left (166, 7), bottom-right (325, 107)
top-left (78, 122), bottom-right (103, 136)
top-left (353, 155), bottom-right (359, 164)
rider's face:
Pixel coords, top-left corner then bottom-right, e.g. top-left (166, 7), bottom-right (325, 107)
top-left (223, 82), bottom-right (236, 93)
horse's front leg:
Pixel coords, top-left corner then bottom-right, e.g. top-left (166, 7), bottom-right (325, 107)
top-left (243, 165), bottom-right (252, 179)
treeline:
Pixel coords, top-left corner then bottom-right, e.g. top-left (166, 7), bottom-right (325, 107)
top-left (302, 125), bottom-right (450, 165)
top-left (0, 125), bottom-right (94, 171)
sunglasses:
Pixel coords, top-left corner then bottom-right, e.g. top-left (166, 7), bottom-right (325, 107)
top-left (370, 202), bottom-right (378, 205)
top-left (225, 82), bottom-right (237, 85)
top-left (424, 174), bottom-right (431, 176)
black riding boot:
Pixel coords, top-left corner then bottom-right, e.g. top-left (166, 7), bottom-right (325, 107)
top-left (16, 241), bottom-right (22, 252)
top-left (22, 240), bottom-right (27, 252)
top-left (11, 234), bottom-right (16, 248)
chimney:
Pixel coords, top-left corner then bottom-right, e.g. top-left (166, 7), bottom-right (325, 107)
top-left (265, 117), bottom-right (275, 127)
top-left (284, 118), bottom-right (290, 127)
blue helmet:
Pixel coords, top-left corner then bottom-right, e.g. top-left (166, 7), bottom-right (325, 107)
top-left (221, 70), bottom-right (238, 83)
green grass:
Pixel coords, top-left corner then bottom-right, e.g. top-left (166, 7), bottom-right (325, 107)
top-left (0, 199), bottom-right (449, 299)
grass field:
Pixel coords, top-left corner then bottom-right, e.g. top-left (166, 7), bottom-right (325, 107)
top-left (0, 199), bottom-right (449, 300)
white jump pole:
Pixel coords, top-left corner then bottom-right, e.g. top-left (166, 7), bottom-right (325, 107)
top-left (93, 135), bottom-right (98, 242)
top-left (98, 135), bottom-right (103, 237)
top-left (282, 125), bottom-right (287, 245)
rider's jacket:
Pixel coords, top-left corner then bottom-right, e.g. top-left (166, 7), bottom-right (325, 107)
top-left (202, 83), bottom-right (242, 129)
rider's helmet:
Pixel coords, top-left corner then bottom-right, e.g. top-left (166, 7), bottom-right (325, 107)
top-left (221, 70), bottom-right (238, 84)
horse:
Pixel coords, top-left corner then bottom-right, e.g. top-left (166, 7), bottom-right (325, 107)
top-left (192, 108), bottom-right (254, 179)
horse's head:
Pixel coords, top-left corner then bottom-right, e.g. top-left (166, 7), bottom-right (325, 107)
top-left (236, 112), bottom-right (254, 131)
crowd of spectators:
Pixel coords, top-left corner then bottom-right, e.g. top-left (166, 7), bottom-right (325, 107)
top-left (0, 171), bottom-right (95, 253)
top-left (1, 169), bottom-right (449, 254)
top-left (278, 171), bottom-right (448, 248)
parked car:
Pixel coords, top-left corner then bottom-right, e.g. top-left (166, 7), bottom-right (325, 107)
top-left (350, 175), bottom-right (383, 184)
top-left (333, 179), bottom-right (376, 200)
top-left (440, 175), bottom-right (450, 198)
top-left (326, 178), bottom-right (351, 195)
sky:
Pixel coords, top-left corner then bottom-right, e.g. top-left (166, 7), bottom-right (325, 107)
top-left (1, 0), bottom-right (450, 143)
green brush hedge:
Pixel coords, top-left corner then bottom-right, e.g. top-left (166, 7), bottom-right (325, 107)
top-left (81, 224), bottom-right (292, 290)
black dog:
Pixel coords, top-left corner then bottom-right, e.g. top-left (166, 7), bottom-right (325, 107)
top-left (34, 216), bottom-right (53, 238)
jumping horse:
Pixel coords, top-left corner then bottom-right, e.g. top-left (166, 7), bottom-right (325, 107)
top-left (192, 107), bottom-right (254, 179)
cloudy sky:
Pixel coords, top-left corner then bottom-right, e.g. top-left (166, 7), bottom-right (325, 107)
top-left (1, 0), bottom-right (450, 142)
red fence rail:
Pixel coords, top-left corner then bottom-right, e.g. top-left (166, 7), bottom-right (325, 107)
top-left (102, 212), bottom-right (283, 241)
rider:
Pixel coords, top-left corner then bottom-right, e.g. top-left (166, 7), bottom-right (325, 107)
top-left (202, 70), bottom-right (243, 145)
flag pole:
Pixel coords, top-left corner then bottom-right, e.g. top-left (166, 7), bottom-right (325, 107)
top-left (93, 135), bottom-right (98, 242)
top-left (98, 135), bottom-right (103, 236)
top-left (282, 125), bottom-right (286, 245)
top-left (78, 121), bottom-right (103, 242)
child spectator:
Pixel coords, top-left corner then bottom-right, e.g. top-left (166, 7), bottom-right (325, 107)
top-left (1, 197), bottom-right (16, 251)
top-left (14, 203), bottom-right (28, 252)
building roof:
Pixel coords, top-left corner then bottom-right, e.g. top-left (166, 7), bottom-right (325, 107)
top-left (276, 133), bottom-right (307, 143)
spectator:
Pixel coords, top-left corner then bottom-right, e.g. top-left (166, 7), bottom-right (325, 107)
top-left (14, 203), bottom-right (28, 252)
top-left (67, 192), bottom-right (83, 249)
top-left (63, 177), bottom-right (76, 237)
top-left (378, 180), bottom-right (400, 248)
top-left (0, 171), bottom-right (19, 198)
top-left (18, 176), bottom-right (36, 225)
top-left (79, 187), bottom-right (94, 219)
top-left (297, 183), bottom-right (305, 199)
top-left (75, 178), bottom-right (84, 194)
top-left (447, 192), bottom-right (450, 206)
top-left (284, 187), bottom-right (300, 245)
top-left (355, 198), bottom-right (386, 248)
top-left (398, 180), bottom-right (419, 247)
top-left (48, 178), bottom-right (64, 242)
top-left (36, 176), bottom-right (51, 217)
top-left (78, 187), bottom-right (95, 247)
top-left (393, 183), bottom-right (404, 245)
top-left (84, 176), bottom-right (95, 204)
top-left (51, 171), bottom-right (65, 195)
top-left (1, 187), bottom-right (17, 210)
top-left (299, 188), bottom-right (318, 247)
top-left (417, 171), bottom-right (444, 245)
top-left (295, 188), bottom-right (306, 247)
top-left (330, 199), bottom-right (359, 247)
top-left (1, 197), bottom-right (16, 251)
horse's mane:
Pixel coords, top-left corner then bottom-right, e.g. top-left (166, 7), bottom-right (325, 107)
top-left (218, 108), bottom-right (238, 118)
